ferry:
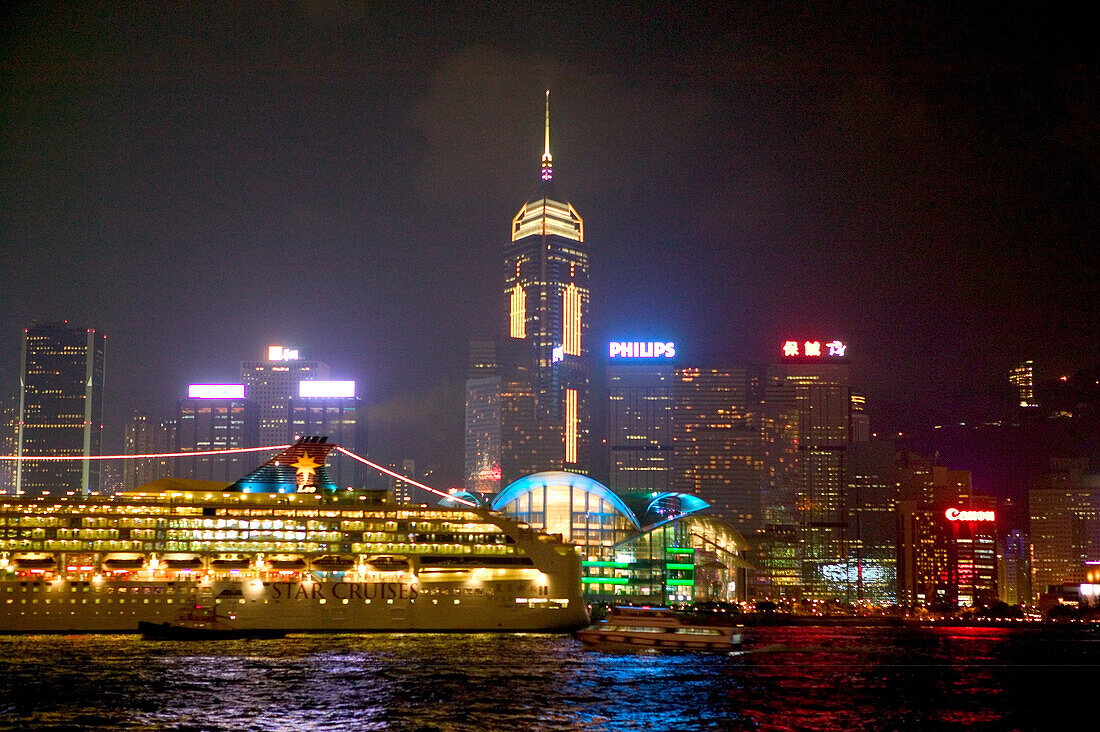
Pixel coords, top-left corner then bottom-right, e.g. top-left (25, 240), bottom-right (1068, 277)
top-left (576, 606), bottom-right (742, 651)
top-left (0, 438), bottom-right (588, 634)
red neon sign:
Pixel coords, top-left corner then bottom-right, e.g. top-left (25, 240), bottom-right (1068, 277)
top-left (944, 508), bottom-right (995, 522)
top-left (782, 340), bottom-right (846, 357)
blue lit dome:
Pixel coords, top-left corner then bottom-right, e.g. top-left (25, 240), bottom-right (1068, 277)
top-left (491, 472), bottom-right (641, 543)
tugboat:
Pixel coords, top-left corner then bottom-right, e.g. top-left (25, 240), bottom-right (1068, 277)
top-left (139, 603), bottom-right (285, 640)
top-left (577, 605), bottom-right (742, 652)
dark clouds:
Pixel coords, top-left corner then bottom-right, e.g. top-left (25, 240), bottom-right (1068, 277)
top-left (1, 3), bottom-right (1096, 483)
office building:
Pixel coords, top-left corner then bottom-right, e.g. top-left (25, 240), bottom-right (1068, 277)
top-left (1009, 360), bottom-right (1038, 409)
top-left (240, 345), bottom-right (328, 446)
top-left (123, 411), bottom-right (174, 491)
top-left (1029, 458), bottom-right (1100, 598)
top-left (606, 348), bottom-right (675, 493)
top-left (766, 340), bottom-right (852, 599)
top-left (16, 323), bottom-right (105, 496)
top-left (288, 380), bottom-right (366, 489)
top-left (671, 367), bottom-right (762, 530)
top-left (175, 385), bottom-right (259, 482)
top-left (897, 495), bottom-right (998, 609)
top-left (499, 92), bottom-right (589, 475)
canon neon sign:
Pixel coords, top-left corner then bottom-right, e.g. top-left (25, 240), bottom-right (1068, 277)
top-left (609, 341), bottom-right (676, 359)
top-left (944, 508), bottom-right (995, 522)
top-left (782, 340), bottom-right (847, 358)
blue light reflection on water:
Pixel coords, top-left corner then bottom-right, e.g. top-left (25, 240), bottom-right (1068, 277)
top-left (1, 627), bottom-right (1099, 731)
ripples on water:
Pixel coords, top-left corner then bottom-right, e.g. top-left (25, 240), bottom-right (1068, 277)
top-left (2, 626), bottom-right (1099, 731)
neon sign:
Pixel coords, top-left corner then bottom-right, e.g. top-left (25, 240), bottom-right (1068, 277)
top-left (268, 345), bottom-right (300, 361)
top-left (782, 340), bottom-right (847, 358)
top-left (944, 508), bottom-right (995, 522)
top-left (188, 384), bottom-right (246, 399)
top-left (609, 341), bottom-right (675, 359)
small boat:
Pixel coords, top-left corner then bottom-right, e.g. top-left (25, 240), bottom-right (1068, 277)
top-left (139, 604), bottom-right (285, 640)
top-left (576, 605), bottom-right (742, 652)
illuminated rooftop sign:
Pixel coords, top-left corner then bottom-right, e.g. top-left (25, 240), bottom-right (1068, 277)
top-left (782, 340), bottom-right (847, 358)
top-left (299, 380), bottom-right (356, 398)
top-left (609, 341), bottom-right (675, 359)
top-left (944, 508), bottom-right (995, 522)
top-left (267, 345), bottom-right (300, 361)
top-left (188, 384), bottom-right (246, 400)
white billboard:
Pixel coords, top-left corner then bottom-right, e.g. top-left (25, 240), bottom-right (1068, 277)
top-left (188, 384), bottom-right (246, 399)
top-left (299, 380), bottom-right (356, 398)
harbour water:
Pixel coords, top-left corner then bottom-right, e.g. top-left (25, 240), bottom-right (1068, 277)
top-left (2, 625), bottom-right (1098, 731)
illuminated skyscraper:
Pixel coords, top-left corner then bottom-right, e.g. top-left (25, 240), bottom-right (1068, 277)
top-left (671, 367), bottom-right (762, 529)
top-left (607, 359), bottom-right (675, 492)
top-left (16, 323), bottom-right (105, 496)
top-left (240, 345), bottom-right (329, 446)
top-left (176, 386), bottom-right (259, 482)
top-left (766, 341), bottom-right (852, 599)
top-left (1009, 360), bottom-right (1038, 409)
top-left (288, 380), bottom-right (366, 489)
top-left (468, 92), bottom-right (589, 485)
top-left (123, 411), bottom-right (173, 490)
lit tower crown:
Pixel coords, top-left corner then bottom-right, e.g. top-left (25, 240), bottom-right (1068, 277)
top-left (501, 91), bottom-right (590, 474)
top-left (541, 90), bottom-right (553, 181)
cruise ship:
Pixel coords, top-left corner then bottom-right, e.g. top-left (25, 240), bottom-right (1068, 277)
top-left (0, 438), bottom-right (588, 633)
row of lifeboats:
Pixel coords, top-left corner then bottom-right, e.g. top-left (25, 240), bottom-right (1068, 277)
top-left (1, 552), bottom-right (411, 573)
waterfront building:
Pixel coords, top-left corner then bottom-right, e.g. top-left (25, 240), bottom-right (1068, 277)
top-left (766, 341), bottom-right (852, 599)
top-left (998, 528), bottom-right (1031, 606)
top-left (475, 92), bottom-right (589, 481)
top-left (175, 385), bottom-right (259, 482)
top-left (897, 496), bottom-right (998, 609)
top-left (16, 322), bottom-right (105, 496)
top-left (491, 472), bottom-right (751, 603)
top-left (606, 347), bottom-right (675, 493)
top-left (845, 441), bottom-right (900, 605)
top-left (671, 367), bottom-right (762, 532)
top-left (1029, 458), bottom-right (1100, 598)
top-left (240, 345), bottom-right (328, 447)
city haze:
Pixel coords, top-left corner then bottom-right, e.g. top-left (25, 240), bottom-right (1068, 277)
top-left (2, 3), bottom-right (1095, 484)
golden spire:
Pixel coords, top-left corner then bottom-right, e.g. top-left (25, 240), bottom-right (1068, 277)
top-left (541, 90), bottom-right (553, 181)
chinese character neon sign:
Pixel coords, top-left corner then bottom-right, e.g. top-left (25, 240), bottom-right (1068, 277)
top-left (944, 508), bottom-right (995, 522)
top-left (782, 340), bottom-right (847, 358)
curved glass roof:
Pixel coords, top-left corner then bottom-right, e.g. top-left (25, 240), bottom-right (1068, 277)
top-left (491, 472), bottom-right (641, 530)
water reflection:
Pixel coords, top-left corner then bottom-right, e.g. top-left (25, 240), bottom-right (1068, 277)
top-left (0, 628), bottom-right (1098, 731)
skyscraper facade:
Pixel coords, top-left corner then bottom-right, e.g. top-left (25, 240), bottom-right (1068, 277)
top-left (766, 341), bottom-right (852, 599)
top-left (123, 411), bottom-right (173, 490)
top-left (240, 345), bottom-right (328, 447)
top-left (502, 92), bottom-right (589, 474)
top-left (671, 367), bottom-right (762, 530)
top-left (607, 358), bottom-right (675, 493)
top-left (16, 323), bottom-right (106, 496)
top-left (288, 381), bottom-right (366, 489)
top-left (466, 93), bottom-right (590, 491)
top-left (175, 389), bottom-right (259, 482)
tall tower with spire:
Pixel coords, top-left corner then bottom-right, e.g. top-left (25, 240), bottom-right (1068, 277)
top-left (498, 91), bottom-right (590, 478)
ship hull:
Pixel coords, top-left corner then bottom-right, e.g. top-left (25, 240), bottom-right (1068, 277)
top-left (0, 578), bottom-right (588, 634)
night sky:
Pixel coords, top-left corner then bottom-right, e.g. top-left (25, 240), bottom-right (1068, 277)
top-left (2, 3), bottom-right (1096, 485)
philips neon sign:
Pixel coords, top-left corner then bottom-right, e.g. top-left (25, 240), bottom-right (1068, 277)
top-left (609, 341), bottom-right (675, 359)
top-left (782, 340), bottom-right (847, 358)
top-left (188, 384), bottom-right (246, 399)
top-left (944, 508), bottom-right (995, 522)
top-left (268, 345), bottom-right (300, 361)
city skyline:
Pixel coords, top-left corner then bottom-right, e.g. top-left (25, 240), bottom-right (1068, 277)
top-left (2, 4), bottom-right (1096, 486)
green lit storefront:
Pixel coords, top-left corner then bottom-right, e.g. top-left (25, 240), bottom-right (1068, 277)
top-left (491, 473), bottom-right (751, 604)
